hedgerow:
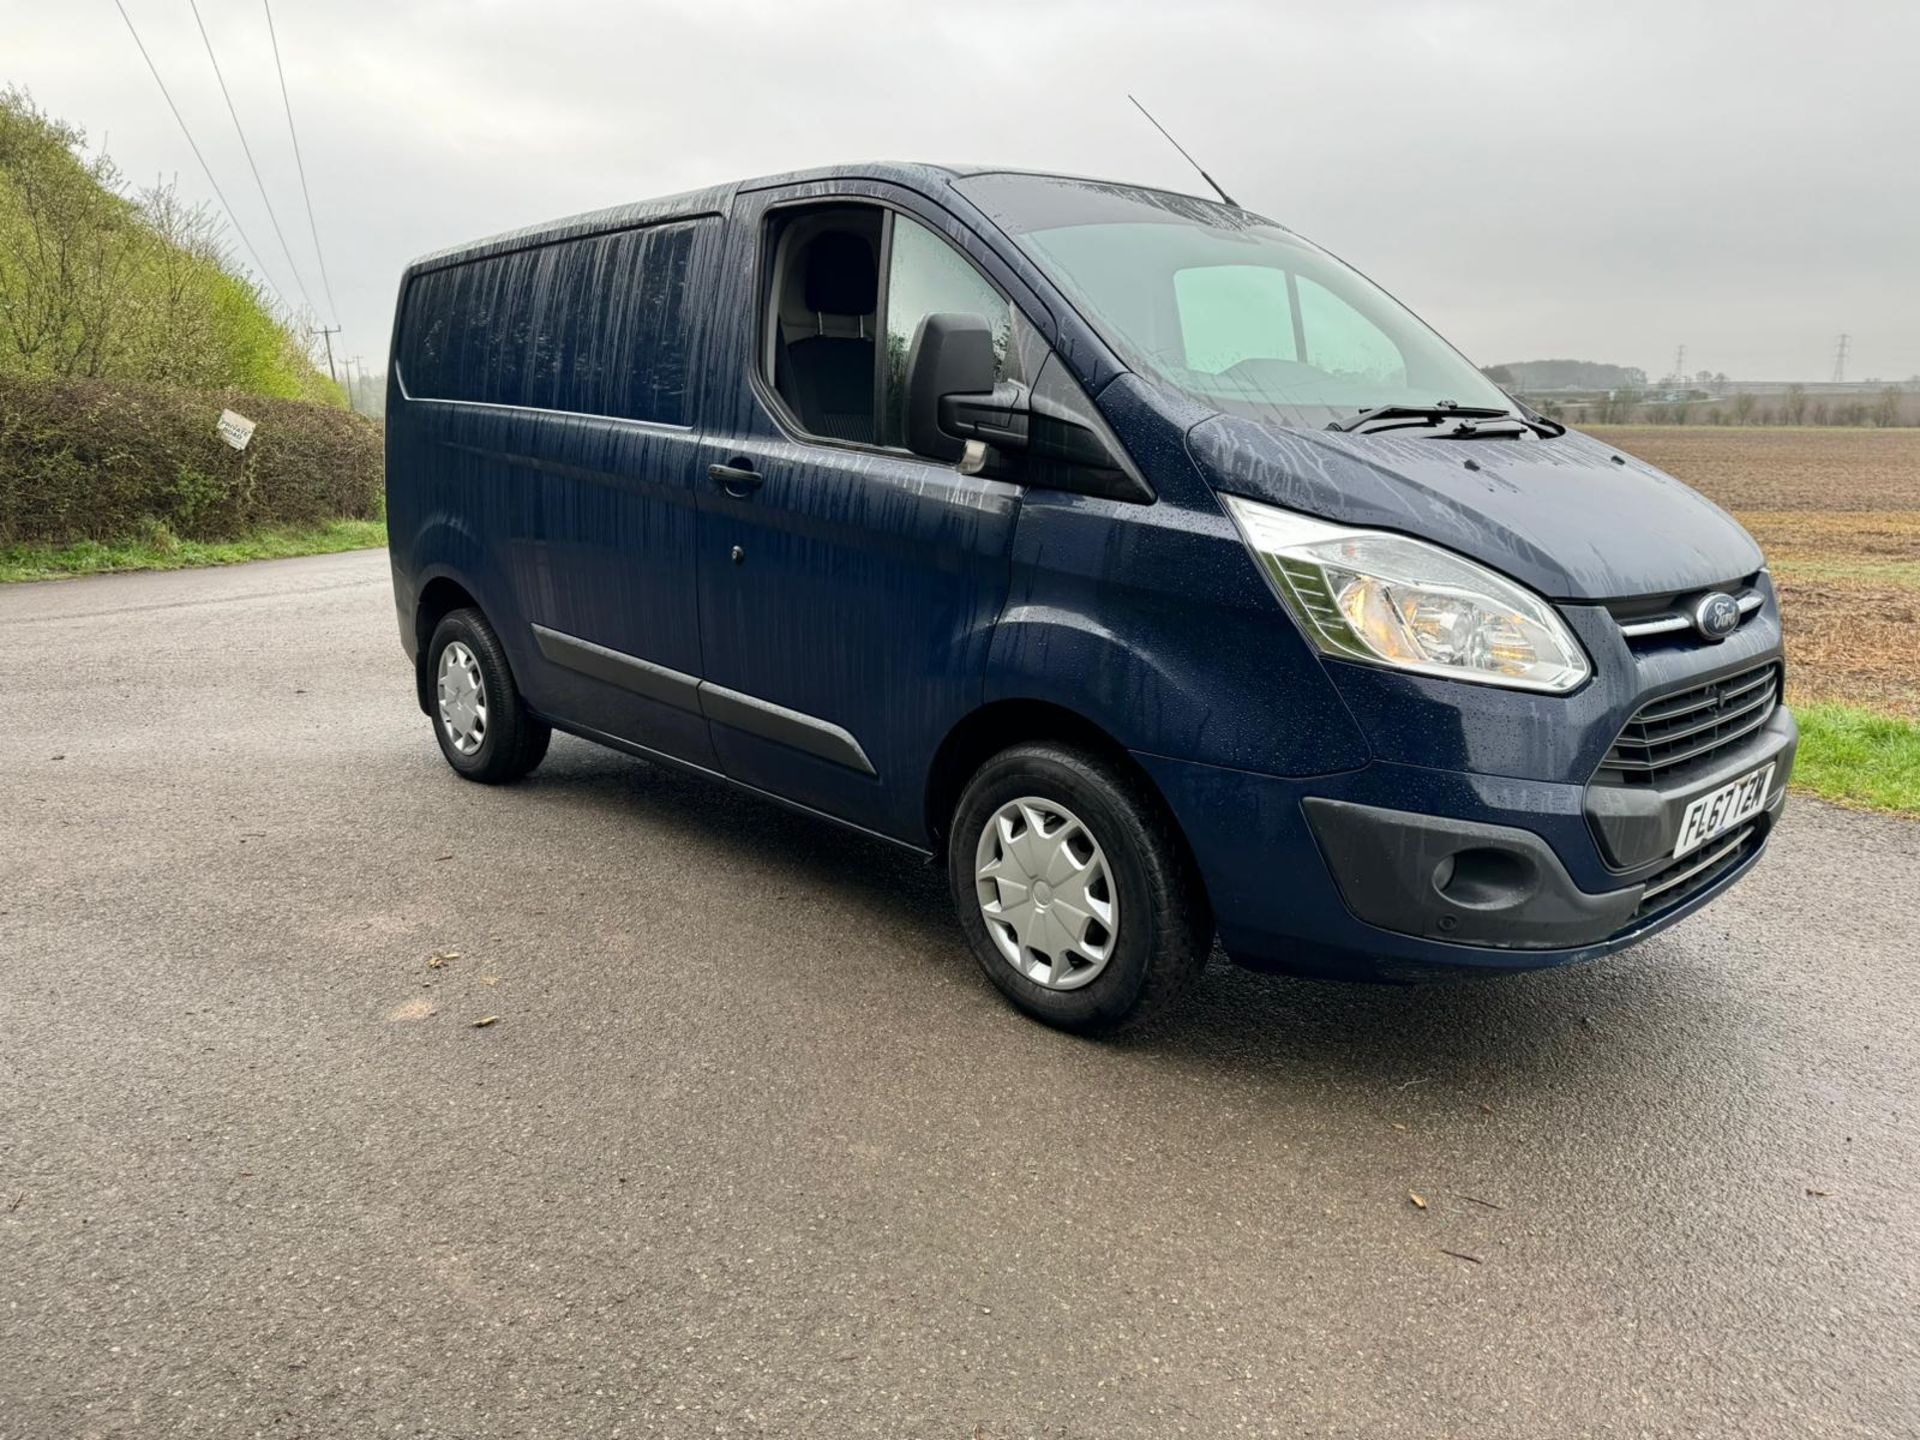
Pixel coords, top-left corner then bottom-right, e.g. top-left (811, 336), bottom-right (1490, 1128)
top-left (0, 374), bottom-right (381, 544)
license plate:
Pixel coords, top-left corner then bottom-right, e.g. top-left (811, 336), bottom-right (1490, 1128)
top-left (1673, 763), bottom-right (1774, 858)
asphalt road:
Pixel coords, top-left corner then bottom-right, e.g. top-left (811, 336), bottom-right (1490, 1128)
top-left (2, 550), bottom-right (1915, 1439)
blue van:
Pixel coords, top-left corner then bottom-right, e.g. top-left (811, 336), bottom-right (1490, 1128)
top-left (386, 164), bottom-right (1794, 1032)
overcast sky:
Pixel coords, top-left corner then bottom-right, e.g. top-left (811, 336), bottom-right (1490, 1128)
top-left (9, 0), bottom-right (1916, 382)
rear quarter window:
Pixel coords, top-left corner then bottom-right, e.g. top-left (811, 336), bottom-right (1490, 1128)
top-left (398, 218), bottom-right (707, 425)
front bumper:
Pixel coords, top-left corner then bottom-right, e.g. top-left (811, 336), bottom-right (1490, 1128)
top-left (1135, 705), bottom-right (1796, 981)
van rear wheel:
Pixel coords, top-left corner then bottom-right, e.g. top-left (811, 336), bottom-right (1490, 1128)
top-left (948, 742), bottom-right (1210, 1034)
top-left (426, 608), bottom-right (550, 783)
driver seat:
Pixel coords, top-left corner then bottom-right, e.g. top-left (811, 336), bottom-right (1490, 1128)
top-left (779, 230), bottom-right (877, 443)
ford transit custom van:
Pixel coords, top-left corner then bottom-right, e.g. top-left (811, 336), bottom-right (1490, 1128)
top-left (386, 164), bottom-right (1794, 1032)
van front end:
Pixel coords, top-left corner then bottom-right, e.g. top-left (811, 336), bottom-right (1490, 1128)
top-left (1139, 565), bottom-right (1797, 982)
top-left (957, 167), bottom-right (1798, 991)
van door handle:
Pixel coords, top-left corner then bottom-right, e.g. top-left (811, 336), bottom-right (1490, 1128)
top-left (707, 461), bottom-right (762, 496)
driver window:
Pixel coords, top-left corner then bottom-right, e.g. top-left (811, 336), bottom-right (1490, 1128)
top-left (767, 207), bottom-right (883, 444)
top-left (879, 215), bottom-right (1014, 449)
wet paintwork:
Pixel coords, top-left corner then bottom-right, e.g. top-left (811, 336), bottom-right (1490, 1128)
top-left (1187, 416), bottom-right (1765, 602)
top-left (386, 161), bottom-right (1789, 979)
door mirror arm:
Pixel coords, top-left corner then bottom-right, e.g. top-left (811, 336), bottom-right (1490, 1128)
top-left (938, 380), bottom-right (1031, 451)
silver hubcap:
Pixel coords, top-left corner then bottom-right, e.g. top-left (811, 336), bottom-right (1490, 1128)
top-left (436, 641), bottom-right (488, 756)
top-left (974, 796), bottom-right (1119, 991)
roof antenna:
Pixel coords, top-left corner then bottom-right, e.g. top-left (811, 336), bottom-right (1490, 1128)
top-left (1128, 95), bottom-right (1238, 208)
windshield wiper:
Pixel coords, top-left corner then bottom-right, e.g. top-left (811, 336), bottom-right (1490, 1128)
top-left (1326, 403), bottom-right (1568, 439)
top-left (1324, 403), bottom-right (1511, 435)
top-left (1515, 407), bottom-right (1566, 437)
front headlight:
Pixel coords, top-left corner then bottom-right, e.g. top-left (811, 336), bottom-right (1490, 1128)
top-left (1222, 494), bottom-right (1590, 694)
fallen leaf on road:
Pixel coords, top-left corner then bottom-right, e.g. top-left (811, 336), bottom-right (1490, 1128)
top-left (386, 998), bottom-right (437, 1022)
top-left (478, 975), bottom-right (500, 986)
top-left (473, 1016), bottom-right (500, 1028)
top-left (427, 951), bottom-right (459, 968)
top-left (1806, 1188), bottom-right (1831, 1197)
top-left (1409, 1191), bottom-right (1428, 1210)
top-left (1478, 1102), bottom-right (1495, 1115)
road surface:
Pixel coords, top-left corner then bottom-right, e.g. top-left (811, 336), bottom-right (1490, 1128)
top-left (2, 551), bottom-right (1914, 1437)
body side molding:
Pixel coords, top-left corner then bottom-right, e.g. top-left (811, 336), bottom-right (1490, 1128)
top-left (531, 624), bottom-right (876, 777)
top-left (531, 624), bottom-right (702, 713)
top-left (697, 683), bottom-right (877, 777)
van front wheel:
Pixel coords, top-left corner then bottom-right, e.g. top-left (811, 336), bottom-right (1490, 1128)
top-left (426, 608), bottom-right (550, 783)
top-left (948, 742), bottom-right (1210, 1034)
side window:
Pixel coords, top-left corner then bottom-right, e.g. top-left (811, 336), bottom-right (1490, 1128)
top-left (764, 208), bottom-right (883, 444)
top-left (399, 218), bottom-right (706, 425)
top-left (878, 215), bottom-right (1014, 449)
top-left (1173, 265), bottom-right (1298, 374)
top-left (1296, 277), bottom-right (1406, 387)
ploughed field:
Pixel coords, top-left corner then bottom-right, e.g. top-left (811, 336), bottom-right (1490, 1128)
top-left (1586, 426), bottom-right (1920, 720)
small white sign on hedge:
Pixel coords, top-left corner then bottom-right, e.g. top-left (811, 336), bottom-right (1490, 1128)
top-left (216, 409), bottom-right (257, 451)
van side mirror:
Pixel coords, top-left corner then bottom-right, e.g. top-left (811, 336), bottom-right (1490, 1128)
top-left (903, 314), bottom-right (1155, 504)
top-left (905, 312), bottom-right (1027, 462)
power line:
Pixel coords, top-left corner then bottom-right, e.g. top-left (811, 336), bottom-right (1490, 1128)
top-left (110, 0), bottom-right (287, 309)
top-left (261, 0), bottom-right (340, 325)
top-left (185, 0), bottom-right (318, 318)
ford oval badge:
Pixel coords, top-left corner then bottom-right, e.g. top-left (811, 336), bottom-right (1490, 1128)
top-left (1692, 591), bottom-right (1742, 641)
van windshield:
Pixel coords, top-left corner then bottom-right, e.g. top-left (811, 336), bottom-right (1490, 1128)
top-left (957, 173), bottom-right (1516, 431)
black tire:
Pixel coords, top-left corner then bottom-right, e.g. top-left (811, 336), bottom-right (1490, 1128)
top-left (947, 742), bottom-right (1211, 1035)
top-left (425, 607), bottom-right (551, 784)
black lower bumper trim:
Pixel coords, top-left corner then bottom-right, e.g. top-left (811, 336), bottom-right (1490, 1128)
top-left (1304, 798), bottom-right (1642, 951)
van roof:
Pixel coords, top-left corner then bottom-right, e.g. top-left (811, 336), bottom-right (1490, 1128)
top-left (403, 162), bottom-right (1226, 274)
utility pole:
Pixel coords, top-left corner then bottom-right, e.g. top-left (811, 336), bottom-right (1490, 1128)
top-left (1831, 334), bottom-right (1849, 384)
top-left (1672, 344), bottom-right (1686, 384)
top-left (309, 324), bottom-right (341, 385)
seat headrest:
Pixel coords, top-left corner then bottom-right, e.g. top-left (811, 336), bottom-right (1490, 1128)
top-left (803, 231), bottom-right (877, 315)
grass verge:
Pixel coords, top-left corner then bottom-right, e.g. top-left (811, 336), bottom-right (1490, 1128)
top-left (1791, 703), bottom-right (1920, 816)
top-left (0, 519), bottom-right (387, 583)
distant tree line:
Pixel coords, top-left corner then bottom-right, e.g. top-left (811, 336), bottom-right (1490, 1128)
top-left (1481, 359), bottom-right (1649, 391)
top-left (0, 88), bottom-right (340, 405)
top-left (345, 367), bottom-right (386, 418)
top-left (1484, 358), bottom-right (1916, 427)
top-left (1517, 384), bottom-right (1915, 428)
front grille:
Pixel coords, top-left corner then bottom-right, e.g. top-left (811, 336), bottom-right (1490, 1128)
top-left (1602, 573), bottom-right (1765, 648)
top-left (1598, 663), bottom-right (1780, 786)
top-left (1633, 821), bottom-right (1762, 918)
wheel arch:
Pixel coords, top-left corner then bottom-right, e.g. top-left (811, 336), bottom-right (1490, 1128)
top-left (924, 699), bottom-right (1203, 891)
top-left (412, 574), bottom-right (482, 715)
